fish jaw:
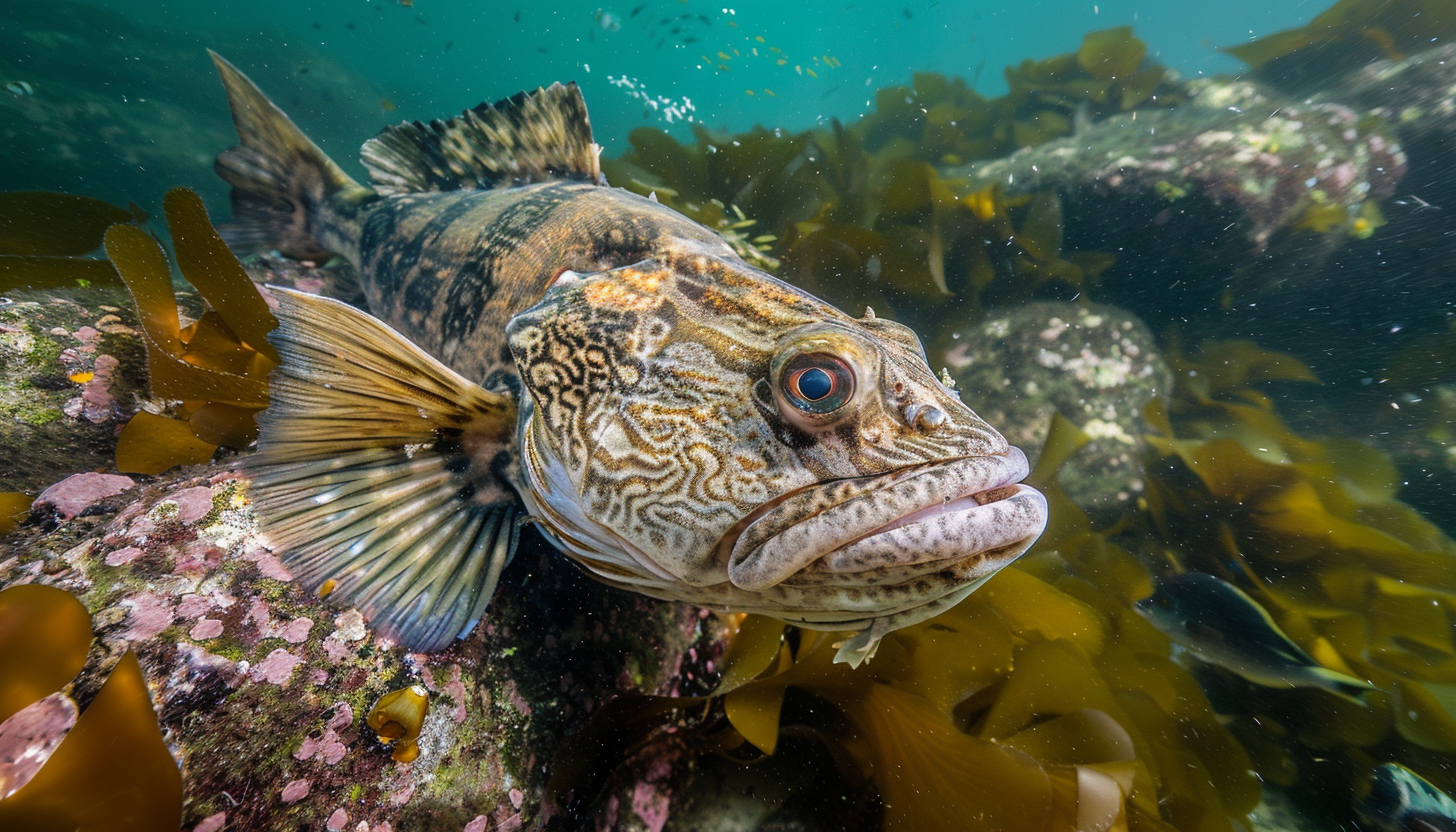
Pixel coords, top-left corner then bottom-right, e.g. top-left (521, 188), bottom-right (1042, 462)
top-left (723, 448), bottom-right (1046, 596)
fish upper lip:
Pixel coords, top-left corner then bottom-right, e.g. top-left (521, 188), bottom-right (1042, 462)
top-left (720, 449), bottom-right (1047, 592)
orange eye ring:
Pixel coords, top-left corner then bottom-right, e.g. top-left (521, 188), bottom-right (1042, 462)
top-left (780, 353), bottom-right (855, 416)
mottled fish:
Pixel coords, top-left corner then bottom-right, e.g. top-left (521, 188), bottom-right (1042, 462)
top-left (210, 51), bottom-right (1048, 665)
top-left (1135, 572), bottom-right (1379, 702)
top-left (1359, 763), bottom-right (1456, 832)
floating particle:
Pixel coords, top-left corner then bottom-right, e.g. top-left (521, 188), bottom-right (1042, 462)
top-left (806, 67), bottom-right (818, 77)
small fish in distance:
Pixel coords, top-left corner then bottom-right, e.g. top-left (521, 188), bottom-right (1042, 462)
top-left (1357, 763), bottom-right (1456, 832)
top-left (1135, 571), bottom-right (1380, 703)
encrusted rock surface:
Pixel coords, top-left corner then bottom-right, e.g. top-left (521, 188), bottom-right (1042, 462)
top-left (0, 461), bottom-right (726, 831)
top-left (937, 301), bottom-right (1172, 518)
top-left (948, 75), bottom-right (1407, 303)
top-left (0, 290), bottom-right (148, 494)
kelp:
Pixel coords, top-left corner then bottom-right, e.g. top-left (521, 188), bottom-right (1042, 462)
top-left (366, 685), bottom-right (430, 764)
top-left (106, 187), bottom-right (278, 473)
top-left (1221, 0), bottom-right (1456, 94)
top-left (0, 192), bottom-right (138, 292)
top-left (0, 584), bottom-right (182, 830)
top-left (1138, 338), bottom-right (1456, 806)
top-left (0, 186), bottom-right (279, 475)
top-left (607, 126), bottom-right (1113, 323)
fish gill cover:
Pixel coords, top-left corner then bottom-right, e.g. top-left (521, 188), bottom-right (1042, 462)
top-left (1, 0), bottom-right (1456, 829)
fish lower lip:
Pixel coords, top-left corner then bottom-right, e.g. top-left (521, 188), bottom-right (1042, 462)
top-left (725, 449), bottom-right (1047, 592)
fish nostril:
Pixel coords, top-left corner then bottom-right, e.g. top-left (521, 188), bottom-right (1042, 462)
top-left (903, 403), bottom-right (946, 433)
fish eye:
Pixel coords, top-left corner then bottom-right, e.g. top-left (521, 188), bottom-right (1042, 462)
top-left (779, 353), bottom-right (855, 417)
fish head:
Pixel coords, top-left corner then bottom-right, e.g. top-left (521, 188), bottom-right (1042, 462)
top-left (506, 255), bottom-right (1047, 640)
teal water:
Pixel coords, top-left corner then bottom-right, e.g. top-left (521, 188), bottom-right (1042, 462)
top-left (110, 0), bottom-right (1317, 148)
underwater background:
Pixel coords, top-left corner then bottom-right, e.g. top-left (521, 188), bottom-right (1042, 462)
top-left (3, 1), bottom-right (1456, 831)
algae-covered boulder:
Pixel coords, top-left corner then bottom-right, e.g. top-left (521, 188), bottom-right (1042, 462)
top-left (937, 301), bottom-right (1171, 518)
top-left (0, 461), bottom-right (723, 831)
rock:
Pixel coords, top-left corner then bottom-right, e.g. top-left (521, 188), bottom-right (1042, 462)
top-left (32, 471), bottom-right (135, 521)
top-left (0, 464), bottom-right (725, 831)
top-left (0, 292), bottom-right (149, 494)
top-left (937, 301), bottom-right (1172, 518)
top-left (947, 76), bottom-right (1407, 307)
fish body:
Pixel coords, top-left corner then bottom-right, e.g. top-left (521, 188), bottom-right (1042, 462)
top-left (211, 52), bottom-right (1047, 663)
top-left (1135, 572), bottom-right (1379, 702)
top-left (1358, 763), bottom-right (1456, 832)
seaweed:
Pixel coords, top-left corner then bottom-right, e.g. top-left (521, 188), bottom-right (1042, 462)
top-left (105, 187), bottom-right (278, 473)
top-left (0, 584), bottom-right (182, 830)
top-left (1221, 0), bottom-right (1456, 94)
top-left (1137, 338), bottom-right (1456, 809)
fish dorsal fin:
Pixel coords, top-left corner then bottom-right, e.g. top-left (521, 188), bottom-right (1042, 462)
top-left (361, 82), bottom-right (606, 196)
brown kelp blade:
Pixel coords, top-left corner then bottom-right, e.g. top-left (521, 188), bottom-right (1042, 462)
top-left (0, 651), bottom-right (182, 832)
top-left (0, 192), bottom-right (133, 257)
top-left (0, 585), bottom-right (92, 724)
top-left (164, 187), bottom-right (280, 364)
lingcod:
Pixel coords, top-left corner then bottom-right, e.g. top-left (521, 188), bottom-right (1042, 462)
top-left (211, 52), bottom-right (1048, 665)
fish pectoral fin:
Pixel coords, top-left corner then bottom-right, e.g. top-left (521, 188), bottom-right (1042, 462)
top-left (244, 287), bottom-right (521, 652)
top-left (361, 82), bottom-right (606, 196)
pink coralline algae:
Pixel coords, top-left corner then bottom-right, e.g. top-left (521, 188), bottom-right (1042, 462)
top-left (280, 616), bottom-right (314, 644)
top-left (327, 808), bottom-right (349, 831)
top-left (241, 545), bottom-right (292, 581)
top-left (33, 472), bottom-right (135, 520)
top-left (189, 619), bottom-right (224, 640)
top-left (280, 779), bottom-right (311, 804)
top-left (295, 727), bottom-right (348, 765)
top-left (631, 782), bottom-right (671, 832)
top-left (254, 648), bottom-right (304, 686)
top-left (123, 592), bottom-right (176, 641)
top-left (194, 812), bottom-right (227, 832)
top-left (105, 546), bottom-right (144, 567)
top-left (463, 817), bottom-right (490, 832)
top-left (167, 486), bottom-right (215, 524)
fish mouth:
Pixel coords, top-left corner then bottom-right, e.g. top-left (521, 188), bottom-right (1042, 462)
top-left (718, 448), bottom-right (1048, 608)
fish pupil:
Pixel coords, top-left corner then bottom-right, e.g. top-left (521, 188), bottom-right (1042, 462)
top-left (797, 367), bottom-right (833, 401)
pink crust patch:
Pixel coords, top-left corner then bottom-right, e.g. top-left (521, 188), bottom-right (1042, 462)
top-left (280, 778), bottom-right (311, 804)
top-left (242, 545), bottom-right (292, 581)
top-left (446, 666), bottom-right (468, 723)
top-left (326, 808), bottom-right (349, 831)
top-left (190, 619), bottom-right (224, 640)
top-left (509, 789), bottom-right (524, 810)
top-left (175, 593), bottom-right (215, 619)
top-left (390, 784), bottom-right (415, 807)
top-left (33, 472), bottom-right (135, 520)
top-left (327, 702), bottom-right (354, 731)
top-left (295, 727), bottom-right (348, 765)
top-left (168, 486), bottom-right (215, 524)
top-left (124, 593), bottom-right (176, 641)
top-left (632, 783), bottom-right (670, 832)
top-left (105, 546), bottom-right (144, 567)
top-left (463, 817), bottom-right (490, 832)
top-left (254, 649), bottom-right (304, 686)
top-left (280, 616), bottom-right (314, 643)
top-left (193, 812), bottom-right (227, 832)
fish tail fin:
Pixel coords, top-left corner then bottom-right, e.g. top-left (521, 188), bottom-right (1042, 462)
top-left (209, 51), bottom-right (372, 261)
top-left (243, 288), bottom-right (522, 652)
top-left (1314, 666), bottom-right (1383, 705)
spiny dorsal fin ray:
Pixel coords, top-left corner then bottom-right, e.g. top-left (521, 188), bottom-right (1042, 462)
top-left (244, 288), bottom-right (520, 652)
top-left (361, 82), bottom-right (606, 196)
top-left (209, 51), bottom-right (370, 260)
